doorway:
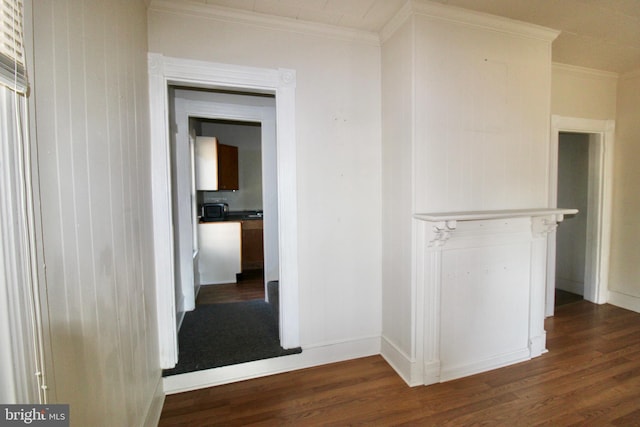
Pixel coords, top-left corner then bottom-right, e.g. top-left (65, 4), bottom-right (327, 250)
top-left (148, 54), bottom-right (300, 370)
top-left (164, 88), bottom-right (298, 375)
top-left (546, 116), bottom-right (615, 316)
top-left (555, 132), bottom-right (589, 304)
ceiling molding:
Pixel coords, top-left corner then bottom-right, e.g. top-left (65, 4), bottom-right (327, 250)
top-left (380, 1), bottom-right (414, 44)
top-left (381, 0), bottom-right (559, 44)
top-left (148, 0), bottom-right (380, 46)
top-left (552, 62), bottom-right (619, 80)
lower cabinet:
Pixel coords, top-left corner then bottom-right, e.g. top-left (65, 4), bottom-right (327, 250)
top-left (197, 221), bottom-right (242, 284)
top-left (241, 220), bottom-right (264, 271)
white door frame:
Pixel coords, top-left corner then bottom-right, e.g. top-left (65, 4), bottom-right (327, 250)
top-left (546, 115), bottom-right (615, 316)
top-left (148, 54), bottom-right (300, 368)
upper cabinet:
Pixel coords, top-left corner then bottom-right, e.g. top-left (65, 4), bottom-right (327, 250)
top-left (195, 136), bottom-right (239, 191)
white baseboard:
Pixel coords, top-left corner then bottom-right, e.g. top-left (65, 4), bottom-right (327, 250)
top-left (380, 337), bottom-right (533, 386)
top-left (440, 348), bottom-right (530, 382)
top-left (380, 336), bottom-right (424, 387)
top-left (608, 290), bottom-right (640, 313)
top-left (143, 375), bottom-right (165, 427)
top-left (163, 336), bottom-right (380, 394)
top-left (529, 331), bottom-right (547, 358)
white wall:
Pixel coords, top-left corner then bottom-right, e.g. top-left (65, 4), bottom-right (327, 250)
top-left (609, 70), bottom-right (640, 309)
top-left (413, 15), bottom-right (553, 212)
top-left (556, 133), bottom-right (589, 295)
top-left (31, 1), bottom-right (162, 425)
top-left (148, 4), bottom-right (382, 349)
top-left (552, 63), bottom-right (618, 120)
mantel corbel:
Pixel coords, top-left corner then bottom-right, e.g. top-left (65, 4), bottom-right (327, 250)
top-left (426, 220), bottom-right (457, 247)
top-left (531, 214), bottom-right (565, 238)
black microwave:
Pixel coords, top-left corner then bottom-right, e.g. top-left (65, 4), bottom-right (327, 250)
top-left (200, 203), bottom-right (228, 222)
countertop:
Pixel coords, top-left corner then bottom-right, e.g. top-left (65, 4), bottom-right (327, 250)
top-left (227, 210), bottom-right (264, 221)
top-left (199, 211), bottom-right (264, 223)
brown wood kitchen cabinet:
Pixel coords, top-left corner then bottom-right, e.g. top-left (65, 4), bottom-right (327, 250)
top-left (217, 143), bottom-right (239, 191)
top-left (241, 219), bottom-right (263, 271)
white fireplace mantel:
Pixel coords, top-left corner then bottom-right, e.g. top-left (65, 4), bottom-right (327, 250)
top-left (414, 208), bottom-right (578, 222)
top-left (412, 208), bottom-right (577, 386)
top-left (414, 208), bottom-right (577, 247)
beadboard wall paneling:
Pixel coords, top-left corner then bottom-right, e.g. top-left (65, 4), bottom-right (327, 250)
top-left (413, 14), bottom-right (553, 212)
top-left (31, 1), bottom-right (161, 425)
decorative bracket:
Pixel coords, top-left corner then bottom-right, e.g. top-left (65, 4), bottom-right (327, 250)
top-left (427, 220), bottom-right (457, 247)
top-left (531, 214), bottom-right (564, 238)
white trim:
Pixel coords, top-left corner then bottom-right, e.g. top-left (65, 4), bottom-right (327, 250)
top-left (547, 116), bottom-right (615, 316)
top-left (163, 336), bottom-right (380, 394)
top-left (148, 54), bottom-right (178, 368)
top-left (552, 62), bottom-right (619, 80)
top-left (608, 290), bottom-right (640, 314)
top-left (142, 376), bottom-right (165, 427)
top-left (148, 0), bottom-right (379, 46)
top-left (380, 336), bottom-right (423, 387)
top-left (440, 348), bottom-right (530, 382)
top-left (148, 54), bottom-right (300, 368)
top-left (414, 208), bottom-right (577, 222)
top-left (381, 0), bottom-right (559, 43)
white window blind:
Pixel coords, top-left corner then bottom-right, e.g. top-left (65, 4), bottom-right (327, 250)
top-left (0, 0), bottom-right (26, 93)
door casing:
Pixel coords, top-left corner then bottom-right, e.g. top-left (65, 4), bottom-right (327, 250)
top-left (148, 54), bottom-right (300, 368)
top-left (546, 115), bottom-right (615, 316)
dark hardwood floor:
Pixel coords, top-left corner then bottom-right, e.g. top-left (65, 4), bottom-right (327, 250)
top-left (160, 301), bottom-right (640, 426)
top-left (555, 288), bottom-right (584, 306)
top-left (196, 269), bottom-right (265, 305)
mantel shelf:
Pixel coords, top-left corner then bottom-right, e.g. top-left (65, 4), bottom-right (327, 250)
top-left (414, 208), bottom-right (578, 222)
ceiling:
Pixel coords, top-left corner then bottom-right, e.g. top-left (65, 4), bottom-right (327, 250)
top-left (175, 0), bottom-right (640, 73)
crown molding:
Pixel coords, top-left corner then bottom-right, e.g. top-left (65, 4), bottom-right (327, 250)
top-left (381, 0), bottom-right (559, 44)
top-left (148, 0), bottom-right (380, 46)
top-left (380, 1), bottom-right (414, 43)
top-left (552, 62), bottom-right (619, 79)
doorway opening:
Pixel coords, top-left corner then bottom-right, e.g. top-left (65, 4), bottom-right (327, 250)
top-left (148, 54), bottom-right (300, 373)
top-left (162, 86), bottom-right (301, 375)
top-left (546, 116), bottom-right (615, 316)
top-left (554, 132), bottom-right (589, 306)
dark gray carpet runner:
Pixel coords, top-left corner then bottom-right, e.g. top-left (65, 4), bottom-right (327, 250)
top-left (163, 294), bottom-right (301, 376)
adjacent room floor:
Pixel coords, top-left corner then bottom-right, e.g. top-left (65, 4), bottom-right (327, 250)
top-left (555, 288), bottom-right (583, 306)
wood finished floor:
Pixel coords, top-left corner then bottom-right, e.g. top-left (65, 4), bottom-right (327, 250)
top-left (555, 288), bottom-right (584, 306)
top-left (160, 301), bottom-right (640, 426)
top-left (196, 269), bottom-right (266, 305)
